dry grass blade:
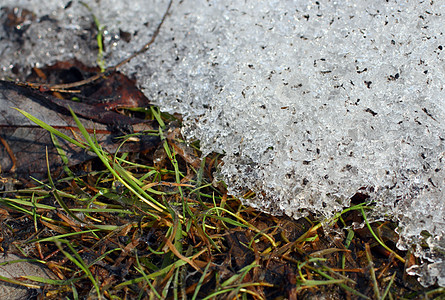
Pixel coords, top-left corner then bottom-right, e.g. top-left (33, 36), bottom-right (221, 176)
top-left (365, 243), bottom-right (380, 299)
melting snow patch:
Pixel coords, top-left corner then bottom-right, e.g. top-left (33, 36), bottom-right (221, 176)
top-left (1, 0), bottom-right (444, 286)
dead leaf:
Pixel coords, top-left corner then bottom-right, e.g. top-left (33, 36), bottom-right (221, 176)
top-left (0, 253), bottom-right (56, 300)
top-left (0, 80), bottom-right (159, 180)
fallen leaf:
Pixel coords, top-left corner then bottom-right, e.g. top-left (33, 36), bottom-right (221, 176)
top-left (0, 253), bottom-right (56, 300)
top-left (0, 80), bottom-right (159, 180)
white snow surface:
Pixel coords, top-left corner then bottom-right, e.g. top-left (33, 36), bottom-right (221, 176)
top-left (1, 0), bottom-right (444, 286)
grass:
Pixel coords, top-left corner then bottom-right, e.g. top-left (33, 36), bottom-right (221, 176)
top-left (0, 105), bottom-right (443, 299)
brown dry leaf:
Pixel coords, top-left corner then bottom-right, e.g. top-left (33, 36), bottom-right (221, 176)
top-left (0, 80), bottom-right (159, 180)
top-left (0, 253), bottom-right (56, 300)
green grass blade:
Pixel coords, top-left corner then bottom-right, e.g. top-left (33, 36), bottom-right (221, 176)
top-left (115, 259), bottom-right (188, 288)
top-left (56, 240), bottom-right (102, 299)
top-left (68, 106), bottom-right (167, 214)
top-left (46, 149), bottom-right (87, 225)
top-left (14, 108), bottom-right (87, 149)
top-left (31, 229), bottom-right (102, 243)
top-left (0, 274), bottom-right (41, 289)
top-left (360, 208), bottom-right (405, 263)
top-left (192, 262), bottom-right (212, 300)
